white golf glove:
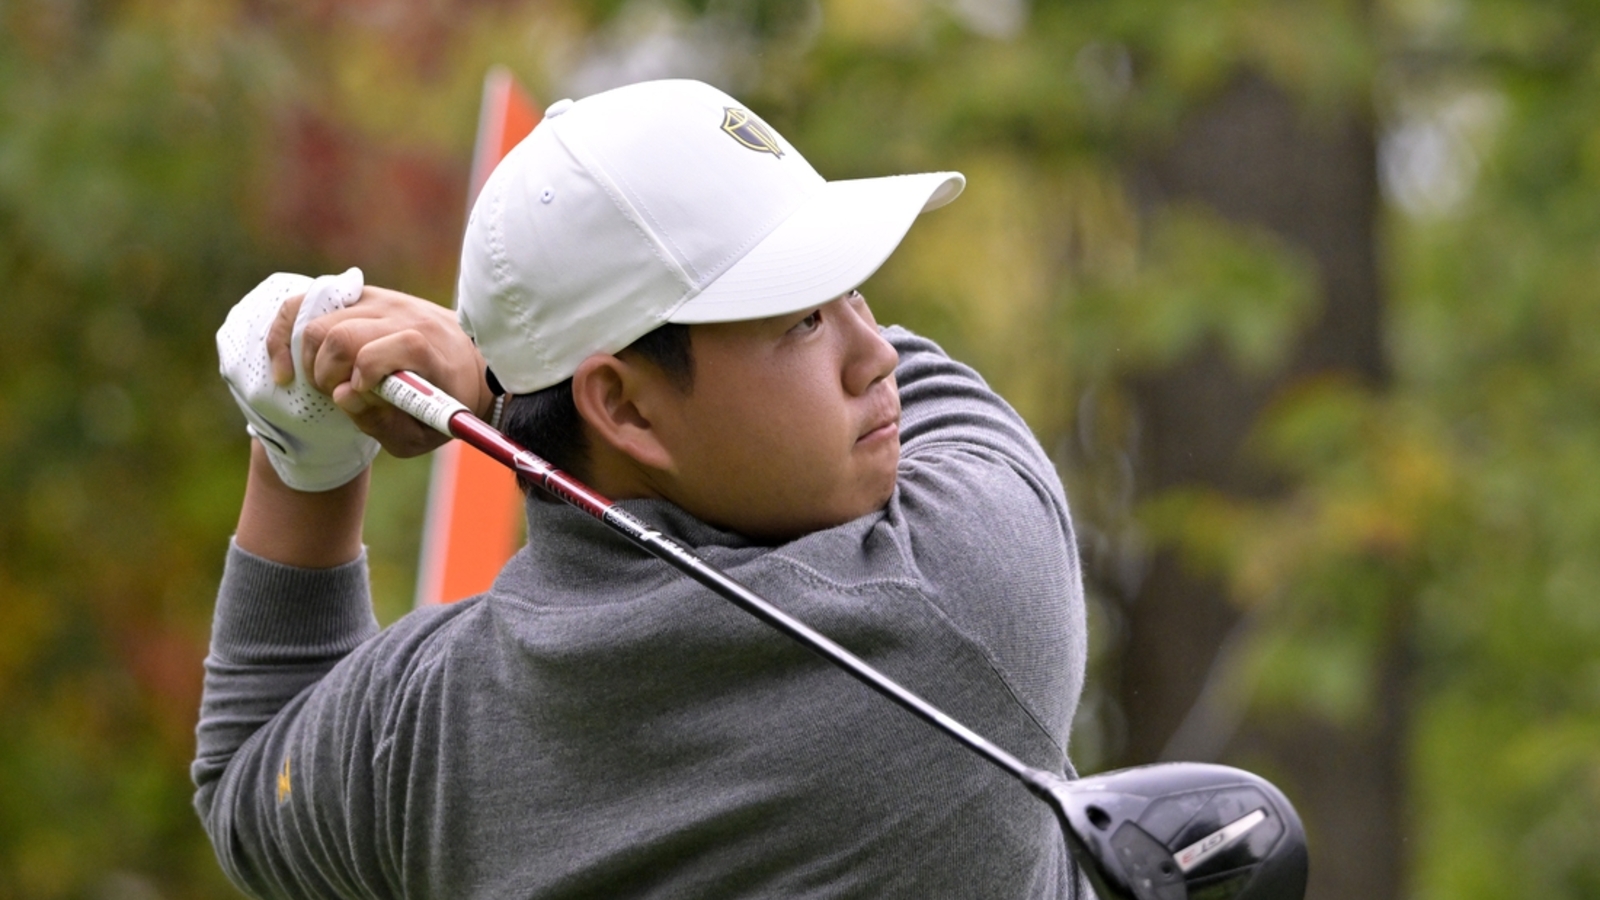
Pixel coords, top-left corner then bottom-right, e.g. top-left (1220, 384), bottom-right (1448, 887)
top-left (217, 267), bottom-right (380, 492)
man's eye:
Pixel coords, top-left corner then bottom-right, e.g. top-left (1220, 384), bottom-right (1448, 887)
top-left (790, 310), bottom-right (822, 333)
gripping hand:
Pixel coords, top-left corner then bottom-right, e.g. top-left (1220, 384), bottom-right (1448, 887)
top-left (218, 268), bottom-right (381, 491)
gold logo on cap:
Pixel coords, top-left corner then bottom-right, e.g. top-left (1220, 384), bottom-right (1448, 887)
top-left (721, 108), bottom-right (784, 158)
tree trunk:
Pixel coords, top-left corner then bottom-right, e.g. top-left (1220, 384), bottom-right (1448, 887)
top-left (1108, 73), bottom-right (1403, 900)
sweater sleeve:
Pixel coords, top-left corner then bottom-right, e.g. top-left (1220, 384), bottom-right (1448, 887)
top-left (192, 541), bottom-right (388, 898)
top-left (883, 326), bottom-right (1087, 758)
top-left (889, 325), bottom-right (1062, 482)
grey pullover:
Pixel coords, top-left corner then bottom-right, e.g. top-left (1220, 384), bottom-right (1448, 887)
top-left (194, 327), bottom-right (1090, 898)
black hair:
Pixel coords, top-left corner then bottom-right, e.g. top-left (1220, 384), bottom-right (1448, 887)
top-left (499, 322), bottom-right (693, 496)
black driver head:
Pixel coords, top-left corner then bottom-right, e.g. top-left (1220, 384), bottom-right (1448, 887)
top-left (1042, 762), bottom-right (1308, 900)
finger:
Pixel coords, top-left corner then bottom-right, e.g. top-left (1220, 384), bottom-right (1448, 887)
top-left (332, 384), bottom-right (374, 417)
top-left (349, 331), bottom-right (495, 422)
top-left (295, 295), bottom-right (437, 378)
top-left (347, 330), bottom-right (443, 395)
top-left (332, 381), bottom-right (389, 430)
top-left (352, 328), bottom-right (491, 418)
top-left (333, 384), bottom-right (450, 458)
top-left (296, 304), bottom-right (365, 388)
top-left (334, 384), bottom-right (396, 440)
top-left (269, 294), bottom-right (306, 385)
top-left (293, 293), bottom-right (405, 386)
top-left (308, 318), bottom-right (420, 396)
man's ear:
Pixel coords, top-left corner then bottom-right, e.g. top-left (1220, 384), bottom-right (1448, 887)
top-left (570, 353), bottom-right (676, 473)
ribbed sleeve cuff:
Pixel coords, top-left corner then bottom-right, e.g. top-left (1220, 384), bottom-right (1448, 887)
top-left (213, 540), bottom-right (381, 663)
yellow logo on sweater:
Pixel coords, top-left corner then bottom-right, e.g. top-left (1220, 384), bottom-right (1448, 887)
top-left (276, 754), bottom-right (292, 805)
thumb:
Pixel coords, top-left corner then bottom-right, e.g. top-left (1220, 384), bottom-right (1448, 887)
top-left (332, 383), bottom-right (374, 417)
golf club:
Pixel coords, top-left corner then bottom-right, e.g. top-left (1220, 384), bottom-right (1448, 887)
top-left (378, 370), bottom-right (1309, 900)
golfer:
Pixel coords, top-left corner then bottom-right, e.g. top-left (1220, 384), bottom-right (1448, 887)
top-left (198, 79), bottom-right (1090, 898)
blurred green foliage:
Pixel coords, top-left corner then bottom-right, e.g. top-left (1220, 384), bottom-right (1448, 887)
top-left (1, 0), bottom-right (1598, 897)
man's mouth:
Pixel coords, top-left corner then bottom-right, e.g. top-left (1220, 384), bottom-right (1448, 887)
top-left (857, 395), bottom-right (902, 445)
top-left (857, 419), bottom-right (900, 445)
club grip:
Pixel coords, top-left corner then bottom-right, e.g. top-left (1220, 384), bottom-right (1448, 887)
top-left (377, 371), bottom-right (470, 435)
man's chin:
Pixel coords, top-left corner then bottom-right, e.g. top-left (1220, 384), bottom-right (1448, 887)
top-left (844, 469), bottom-right (899, 527)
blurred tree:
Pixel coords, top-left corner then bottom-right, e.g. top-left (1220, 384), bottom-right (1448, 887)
top-left (0, 0), bottom-right (488, 894)
top-left (710, 1), bottom-right (1600, 898)
top-left (4, 0), bottom-right (1600, 897)
top-left (1128, 70), bottom-right (1403, 900)
top-left (0, 4), bottom-right (287, 895)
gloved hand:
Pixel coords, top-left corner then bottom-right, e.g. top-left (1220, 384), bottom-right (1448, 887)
top-left (217, 267), bottom-right (381, 491)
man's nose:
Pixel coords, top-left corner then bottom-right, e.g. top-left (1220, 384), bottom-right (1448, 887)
top-left (841, 297), bottom-right (898, 396)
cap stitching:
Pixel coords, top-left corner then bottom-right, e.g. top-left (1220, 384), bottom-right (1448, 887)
top-left (552, 121), bottom-right (695, 297)
top-left (606, 111), bottom-right (819, 297)
top-left (689, 112), bottom-right (816, 280)
top-left (623, 164), bottom-right (812, 297)
top-left (604, 157), bottom-right (701, 286)
top-left (485, 180), bottom-right (553, 379)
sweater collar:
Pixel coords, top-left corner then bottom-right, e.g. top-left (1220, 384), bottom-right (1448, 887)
top-left (490, 492), bottom-right (768, 603)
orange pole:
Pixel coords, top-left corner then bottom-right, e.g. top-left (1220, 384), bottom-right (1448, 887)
top-left (415, 67), bottom-right (542, 606)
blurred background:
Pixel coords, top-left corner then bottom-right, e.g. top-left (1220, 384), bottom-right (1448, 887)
top-left (3, 0), bottom-right (1598, 897)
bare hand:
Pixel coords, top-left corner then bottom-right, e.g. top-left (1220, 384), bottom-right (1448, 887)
top-left (266, 286), bottom-right (492, 458)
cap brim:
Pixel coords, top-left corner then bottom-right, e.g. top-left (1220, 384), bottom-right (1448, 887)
top-left (667, 171), bottom-right (964, 324)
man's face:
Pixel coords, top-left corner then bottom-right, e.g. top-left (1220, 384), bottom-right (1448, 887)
top-left (645, 291), bottom-right (901, 542)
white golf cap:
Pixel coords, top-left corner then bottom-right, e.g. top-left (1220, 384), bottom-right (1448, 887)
top-left (457, 78), bottom-right (964, 394)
